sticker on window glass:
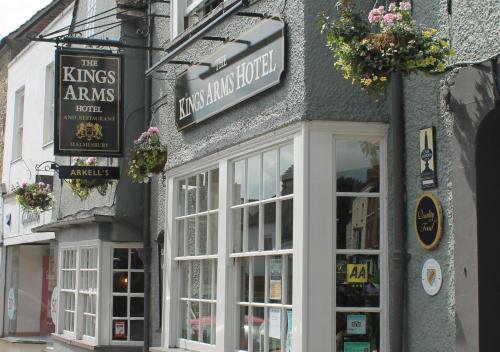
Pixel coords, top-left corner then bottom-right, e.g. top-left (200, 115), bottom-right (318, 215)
top-left (347, 314), bottom-right (366, 335)
top-left (270, 258), bottom-right (282, 300)
top-left (347, 264), bottom-right (368, 284)
top-left (343, 341), bottom-right (370, 352)
top-left (113, 320), bottom-right (127, 340)
top-left (269, 308), bottom-right (281, 339)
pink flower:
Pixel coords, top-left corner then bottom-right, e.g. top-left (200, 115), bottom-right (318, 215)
top-left (400, 1), bottom-right (412, 10)
top-left (368, 7), bottom-right (384, 23)
top-left (86, 157), bottom-right (97, 165)
top-left (21, 181), bottom-right (28, 188)
top-left (383, 13), bottom-right (396, 26)
top-left (147, 127), bottom-right (159, 134)
top-left (395, 13), bottom-right (403, 21)
top-left (388, 2), bottom-right (397, 12)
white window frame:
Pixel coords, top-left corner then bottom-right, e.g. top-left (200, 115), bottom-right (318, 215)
top-left (56, 240), bottom-right (101, 345)
top-left (109, 243), bottom-right (145, 347)
top-left (163, 124), bottom-right (304, 352)
top-left (84, 0), bottom-right (97, 38)
top-left (171, 0), bottom-right (231, 38)
top-left (163, 121), bottom-right (388, 352)
top-left (12, 87), bottom-right (25, 161)
top-left (43, 63), bottom-right (55, 146)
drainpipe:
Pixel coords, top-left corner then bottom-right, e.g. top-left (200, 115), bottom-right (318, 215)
top-left (143, 0), bottom-right (152, 351)
top-left (390, 71), bottom-right (407, 352)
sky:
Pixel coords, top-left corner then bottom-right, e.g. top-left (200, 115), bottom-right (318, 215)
top-left (0, 0), bottom-right (53, 39)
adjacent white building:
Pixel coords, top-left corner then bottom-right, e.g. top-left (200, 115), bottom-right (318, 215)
top-left (1, 3), bottom-right (73, 339)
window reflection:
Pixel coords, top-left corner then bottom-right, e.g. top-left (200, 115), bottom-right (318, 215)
top-left (337, 197), bottom-right (380, 249)
top-left (336, 312), bottom-right (380, 352)
top-left (336, 139), bottom-right (380, 193)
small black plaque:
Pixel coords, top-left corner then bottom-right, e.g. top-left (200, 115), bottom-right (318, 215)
top-left (414, 193), bottom-right (443, 250)
top-left (59, 166), bottom-right (120, 180)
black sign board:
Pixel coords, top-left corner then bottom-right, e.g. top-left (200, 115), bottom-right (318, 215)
top-left (175, 17), bottom-right (285, 130)
top-left (58, 166), bottom-right (120, 180)
top-left (419, 127), bottom-right (437, 189)
top-left (414, 193), bottom-right (443, 250)
top-left (54, 48), bottom-right (123, 156)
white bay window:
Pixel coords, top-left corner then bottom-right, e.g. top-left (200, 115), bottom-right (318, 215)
top-left (171, 0), bottom-right (229, 38)
top-left (164, 122), bottom-right (388, 352)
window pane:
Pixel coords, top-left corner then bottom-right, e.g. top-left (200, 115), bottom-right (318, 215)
top-left (198, 216), bottom-right (208, 255)
top-left (238, 306), bottom-right (250, 351)
top-left (209, 169), bottom-right (219, 210)
top-left (113, 296), bottom-right (127, 317)
top-left (233, 160), bottom-right (245, 205)
top-left (180, 262), bottom-right (189, 298)
top-left (239, 258), bottom-right (249, 302)
top-left (187, 218), bottom-right (196, 256)
top-left (130, 297), bottom-right (144, 317)
top-left (248, 206), bottom-right (259, 252)
top-left (178, 179), bottom-right (186, 216)
top-left (281, 199), bottom-right (293, 249)
top-left (130, 320), bottom-right (144, 341)
top-left (113, 249), bottom-right (128, 269)
top-left (181, 301), bottom-right (189, 339)
top-left (112, 320), bottom-right (127, 340)
top-left (113, 272), bottom-right (128, 293)
top-left (190, 302), bottom-right (200, 341)
top-left (252, 307), bottom-right (265, 352)
top-left (336, 255), bottom-right (380, 308)
top-left (187, 176), bottom-right (197, 214)
top-left (253, 257), bottom-right (265, 303)
top-left (131, 272), bottom-right (144, 293)
top-left (287, 256), bottom-right (293, 305)
top-left (233, 208), bottom-right (244, 253)
top-left (131, 249), bottom-right (144, 269)
top-left (201, 303), bottom-right (212, 344)
top-left (177, 219), bottom-right (185, 257)
top-left (335, 312), bottom-right (380, 352)
top-left (201, 260), bottom-right (212, 299)
top-left (247, 155), bottom-right (261, 202)
top-left (269, 256), bottom-right (282, 303)
top-left (337, 197), bottom-right (380, 250)
top-left (198, 172), bottom-right (209, 212)
top-left (209, 214), bottom-right (218, 255)
top-left (264, 202), bottom-right (277, 250)
top-left (336, 138), bottom-right (380, 193)
top-left (263, 150), bottom-right (278, 199)
top-left (280, 145), bottom-right (294, 196)
top-left (191, 261), bottom-right (200, 299)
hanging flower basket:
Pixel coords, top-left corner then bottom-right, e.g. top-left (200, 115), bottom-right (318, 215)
top-left (128, 127), bottom-right (167, 183)
top-left (67, 157), bottom-right (113, 201)
top-left (13, 181), bottom-right (54, 211)
top-left (320, 0), bottom-right (455, 93)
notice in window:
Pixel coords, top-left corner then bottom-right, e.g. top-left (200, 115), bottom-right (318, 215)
top-left (269, 308), bottom-right (281, 339)
top-left (270, 258), bottom-right (282, 300)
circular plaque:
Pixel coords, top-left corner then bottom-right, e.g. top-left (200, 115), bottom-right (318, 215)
top-left (421, 258), bottom-right (442, 296)
top-left (414, 192), bottom-right (443, 250)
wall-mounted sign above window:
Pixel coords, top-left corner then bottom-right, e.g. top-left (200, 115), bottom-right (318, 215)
top-left (175, 17), bottom-right (285, 130)
top-left (414, 192), bottom-right (443, 250)
top-left (54, 48), bottom-right (123, 156)
top-left (419, 127), bottom-right (437, 189)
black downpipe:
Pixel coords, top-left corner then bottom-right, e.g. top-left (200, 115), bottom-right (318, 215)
top-left (390, 72), bottom-right (407, 352)
top-left (143, 1), bottom-right (153, 351)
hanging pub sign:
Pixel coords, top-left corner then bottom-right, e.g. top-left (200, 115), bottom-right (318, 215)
top-left (54, 48), bottom-right (123, 156)
top-left (414, 192), bottom-right (443, 250)
top-left (175, 16), bottom-right (285, 130)
top-left (419, 127), bottom-right (437, 189)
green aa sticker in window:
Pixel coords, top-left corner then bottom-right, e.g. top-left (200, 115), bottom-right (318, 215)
top-left (347, 264), bottom-right (368, 283)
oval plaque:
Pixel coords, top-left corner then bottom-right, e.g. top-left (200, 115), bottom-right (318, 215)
top-left (414, 192), bottom-right (443, 250)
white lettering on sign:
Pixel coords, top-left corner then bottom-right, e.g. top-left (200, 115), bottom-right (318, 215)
top-left (178, 49), bottom-right (278, 121)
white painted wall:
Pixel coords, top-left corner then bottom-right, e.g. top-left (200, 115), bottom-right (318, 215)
top-left (2, 4), bottom-right (74, 245)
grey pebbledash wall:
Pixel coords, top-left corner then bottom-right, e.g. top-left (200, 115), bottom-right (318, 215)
top-left (148, 0), bottom-right (499, 350)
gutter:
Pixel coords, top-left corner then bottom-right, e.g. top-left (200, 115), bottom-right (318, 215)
top-left (390, 72), bottom-right (408, 352)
